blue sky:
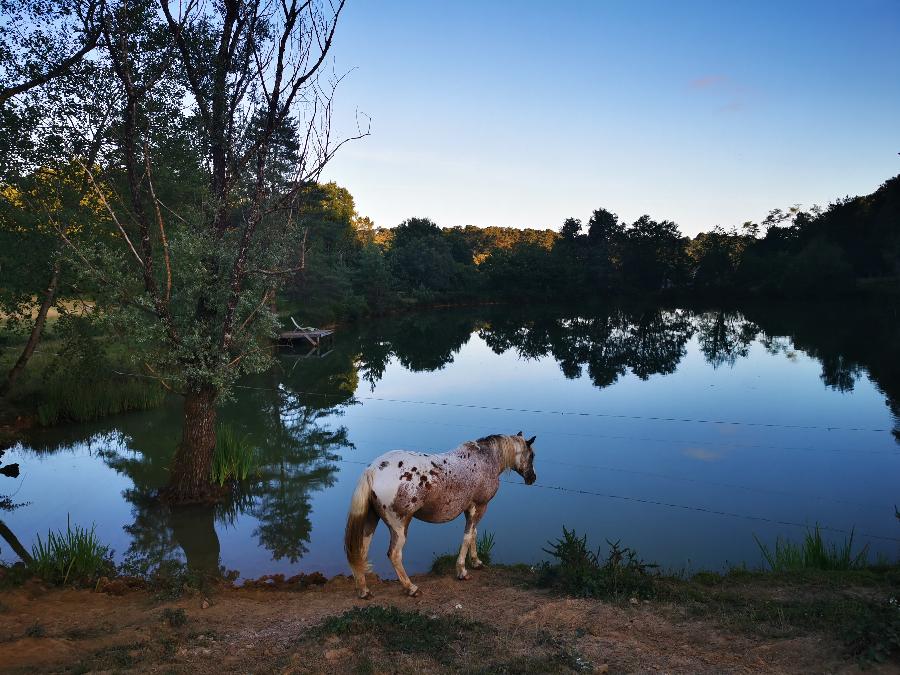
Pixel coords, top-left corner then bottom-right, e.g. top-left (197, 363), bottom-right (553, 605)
top-left (320, 1), bottom-right (900, 236)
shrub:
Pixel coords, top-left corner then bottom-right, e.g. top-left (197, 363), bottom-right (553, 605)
top-left (537, 527), bottom-right (659, 600)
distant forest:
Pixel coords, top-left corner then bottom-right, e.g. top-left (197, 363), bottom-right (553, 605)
top-left (284, 175), bottom-right (900, 322)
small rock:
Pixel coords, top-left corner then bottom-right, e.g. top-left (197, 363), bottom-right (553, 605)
top-left (597, 665), bottom-right (609, 674)
top-left (629, 597), bottom-right (639, 605)
top-left (201, 599), bottom-right (210, 609)
top-left (454, 603), bottom-right (463, 609)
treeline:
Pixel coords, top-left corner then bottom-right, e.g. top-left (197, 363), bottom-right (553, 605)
top-left (288, 175), bottom-right (900, 322)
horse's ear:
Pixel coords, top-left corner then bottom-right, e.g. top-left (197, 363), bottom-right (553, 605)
top-left (526, 436), bottom-right (536, 446)
top-left (516, 431), bottom-right (523, 436)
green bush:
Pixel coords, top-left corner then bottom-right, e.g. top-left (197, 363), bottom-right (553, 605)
top-left (29, 517), bottom-right (113, 585)
top-left (537, 527), bottom-right (659, 600)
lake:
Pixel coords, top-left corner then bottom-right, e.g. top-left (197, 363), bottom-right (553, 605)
top-left (2, 302), bottom-right (899, 579)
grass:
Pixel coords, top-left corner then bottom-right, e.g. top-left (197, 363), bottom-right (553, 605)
top-left (0, 329), bottom-right (166, 428)
top-left (34, 375), bottom-right (166, 426)
top-left (28, 516), bottom-right (114, 586)
top-left (210, 423), bottom-right (258, 486)
top-left (537, 526), bottom-right (900, 665)
top-left (161, 607), bottom-right (188, 628)
top-left (314, 605), bottom-right (479, 661)
top-left (430, 530), bottom-right (496, 575)
top-left (753, 524), bottom-right (869, 572)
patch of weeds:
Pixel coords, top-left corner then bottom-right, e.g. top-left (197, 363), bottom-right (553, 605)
top-left (754, 524), bottom-right (869, 572)
top-left (431, 530), bottom-right (496, 575)
top-left (29, 516), bottom-right (114, 586)
top-left (119, 556), bottom-right (218, 600)
top-left (0, 562), bottom-right (32, 589)
top-left (537, 527), bottom-right (659, 600)
top-left (844, 596), bottom-right (900, 665)
top-left (64, 625), bottom-right (110, 641)
top-left (159, 636), bottom-right (179, 659)
top-left (161, 607), bottom-right (188, 628)
top-left (68, 641), bottom-right (151, 673)
top-left (314, 605), bottom-right (479, 661)
top-left (25, 621), bottom-right (45, 638)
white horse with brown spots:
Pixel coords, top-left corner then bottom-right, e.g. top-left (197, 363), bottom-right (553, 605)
top-left (345, 432), bottom-right (537, 598)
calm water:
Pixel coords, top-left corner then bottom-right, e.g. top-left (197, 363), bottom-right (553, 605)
top-left (2, 302), bottom-right (899, 579)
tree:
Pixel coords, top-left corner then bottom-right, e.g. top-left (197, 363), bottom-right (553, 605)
top-left (387, 217), bottom-right (459, 296)
top-left (17, 0), bottom-right (367, 502)
top-left (586, 207), bottom-right (625, 290)
top-left (622, 215), bottom-right (689, 290)
top-left (0, 0), bottom-right (105, 106)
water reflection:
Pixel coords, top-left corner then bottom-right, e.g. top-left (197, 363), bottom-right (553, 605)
top-left (7, 300), bottom-right (899, 576)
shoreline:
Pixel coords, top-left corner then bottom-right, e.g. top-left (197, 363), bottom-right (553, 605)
top-left (1, 565), bottom-right (897, 673)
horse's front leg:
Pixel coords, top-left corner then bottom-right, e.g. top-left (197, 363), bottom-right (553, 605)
top-left (467, 503), bottom-right (488, 569)
top-left (456, 505), bottom-right (480, 580)
top-left (388, 518), bottom-right (419, 597)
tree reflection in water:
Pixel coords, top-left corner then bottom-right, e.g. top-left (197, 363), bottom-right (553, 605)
top-left (12, 300), bottom-right (898, 575)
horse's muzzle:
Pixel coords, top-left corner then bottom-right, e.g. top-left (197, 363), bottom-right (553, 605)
top-left (525, 472), bottom-right (537, 485)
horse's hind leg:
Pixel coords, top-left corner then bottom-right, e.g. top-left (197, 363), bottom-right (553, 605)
top-left (468, 504), bottom-right (487, 569)
top-left (387, 518), bottom-right (419, 597)
top-left (456, 505), bottom-right (482, 580)
top-left (353, 508), bottom-right (379, 599)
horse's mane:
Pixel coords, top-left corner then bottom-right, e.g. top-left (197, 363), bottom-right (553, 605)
top-left (476, 434), bottom-right (520, 470)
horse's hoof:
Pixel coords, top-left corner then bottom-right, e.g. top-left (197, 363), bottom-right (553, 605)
top-left (471, 561), bottom-right (484, 569)
top-left (359, 590), bottom-right (373, 600)
top-left (407, 586), bottom-right (420, 597)
top-left (457, 572), bottom-right (470, 581)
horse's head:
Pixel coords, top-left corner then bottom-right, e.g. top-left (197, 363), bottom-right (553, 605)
top-left (514, 431), bottom-right (537, 485)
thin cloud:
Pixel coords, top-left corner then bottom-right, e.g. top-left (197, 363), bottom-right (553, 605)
top-left (683, 447), bottom-right (722, 462)
top-left (690, 75), bottom-right (728, 89)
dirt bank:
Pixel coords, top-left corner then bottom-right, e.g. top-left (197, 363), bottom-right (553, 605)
top-left (0, 567), bottom-right (893, 674)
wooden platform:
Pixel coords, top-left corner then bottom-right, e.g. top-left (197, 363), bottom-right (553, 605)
top-left (278, 328), bottom-right (335, 356)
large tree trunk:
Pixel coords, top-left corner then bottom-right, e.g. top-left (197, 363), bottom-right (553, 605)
top-left (2, 261), bottom-right (61, 396)
top-left (166, 386), bottom-right (219, 503)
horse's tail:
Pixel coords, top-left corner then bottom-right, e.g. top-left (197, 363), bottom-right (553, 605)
top-left (345, 468), bottom-right (374, 572)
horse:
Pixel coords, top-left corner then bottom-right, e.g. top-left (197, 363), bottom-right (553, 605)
top-left (344, 432), bottom-right (537, 598)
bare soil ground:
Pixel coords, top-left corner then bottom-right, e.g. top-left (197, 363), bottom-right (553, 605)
top-left (0, 567), bottom-right (894, 674)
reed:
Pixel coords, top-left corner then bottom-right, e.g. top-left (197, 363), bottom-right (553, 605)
top-left (29, 516), bottom-right (113, 585)
top-left (754, 525), bottom-right (869, 572)
top-left (210, 423), bottom-right (258, 486)
top-left (36, 376), bottom-right (166, 426)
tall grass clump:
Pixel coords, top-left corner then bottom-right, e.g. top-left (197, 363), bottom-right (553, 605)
top-left (36, 376), bottom-right (166, 426)
top-left (537, 527), bottom-right (659, 600)
top-left (430, 530), bottom-right (496, 575)
top-left (754, 525), bottom-right (870, 572)
top-left (211, 423), bottom-right (258, 486)
top-left (29, 517), bottom-right (113, 585)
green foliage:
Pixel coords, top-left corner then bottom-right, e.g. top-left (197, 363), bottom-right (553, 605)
top-left (161, 607), bottom-right (188, 628)
top-left (844, 596), bottom-right (900, 664)
top-left (430, 530), bottom-right (496, 575)
top-left (477, 530), bottom-right (495, 563)
top-left (754, 525), bottom-right (870, 572)
top-left (29, 517), bottom-right (113, 586)
top-left (4, 318), bottom-right (167, 426)
top-left (537, 528), bottom-right (659, 600)
top-left (210, 424), bottom-right (258, 486)
top-left (315, 606), bottom-right (478, 659)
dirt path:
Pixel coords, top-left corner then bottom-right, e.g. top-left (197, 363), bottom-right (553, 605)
top-left (0, 568), bottom-right (889, 674)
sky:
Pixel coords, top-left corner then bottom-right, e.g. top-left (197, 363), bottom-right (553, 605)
top-left (319, 0), bottom-right (900, 236)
